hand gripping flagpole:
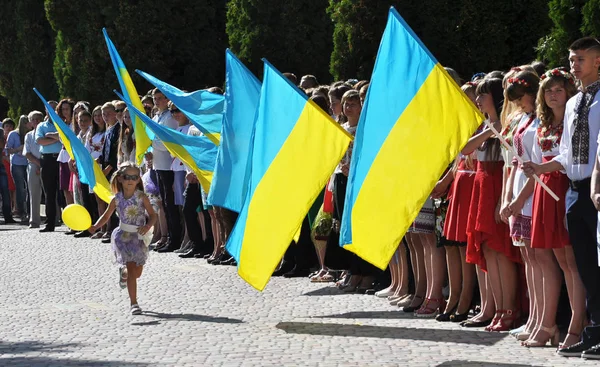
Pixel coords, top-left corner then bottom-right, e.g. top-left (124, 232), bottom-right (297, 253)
top-left (484, 120), bottom-right (560, 201)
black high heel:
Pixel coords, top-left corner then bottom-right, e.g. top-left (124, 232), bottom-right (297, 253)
top-left (402, 295), bottom-right (424, 313)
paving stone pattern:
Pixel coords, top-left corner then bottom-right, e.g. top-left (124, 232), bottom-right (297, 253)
top-left (0, 224), bottom-right (596, 366)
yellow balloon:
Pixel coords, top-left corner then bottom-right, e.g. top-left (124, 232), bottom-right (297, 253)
top-left (62, 204), bottom-right (92, 231)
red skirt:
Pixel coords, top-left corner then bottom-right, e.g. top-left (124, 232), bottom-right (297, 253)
top-left (3, 159), bottom-right (15, 191)
top-left (530, 156), bottom-right (570, 249)
top-left (443, 159), bottom-right (476, 243)
top-left (466, 161), bottom-right (521, 270)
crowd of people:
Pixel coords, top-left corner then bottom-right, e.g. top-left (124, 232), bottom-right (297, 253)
top-left (1, 36), bottom-right (600, 360)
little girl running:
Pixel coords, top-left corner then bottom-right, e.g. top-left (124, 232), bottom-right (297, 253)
top-left (89, 162), bottom-right (157, 315)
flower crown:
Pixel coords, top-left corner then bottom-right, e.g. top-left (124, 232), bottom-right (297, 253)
top-left (507, 78), bottom-right (530, 88)
top-left (541, 68), bottom-right (576, 84)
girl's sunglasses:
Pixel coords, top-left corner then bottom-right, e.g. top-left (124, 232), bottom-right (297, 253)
top-left (122, 174), bottom-right (139, 181)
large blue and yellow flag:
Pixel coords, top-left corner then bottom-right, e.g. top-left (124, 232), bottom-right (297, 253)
top-left (136, 70), bottom-right (225, 146)
top-left (33, 88), bottom-right (113, 204)
top-left (207, 50), bottom-right (261, 212)
top-left (340, 7), bottom-right (483, 269)
top-left (117, 92), bottom-right (217, 193)
top-left (226, 60), bottom-right (352, 291)
top-left (103, 28), bottom-right (153, 165)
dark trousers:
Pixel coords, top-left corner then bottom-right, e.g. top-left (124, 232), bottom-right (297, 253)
top-left (157, 170), bottom-right (181, 247)
top-left (283, 217), bottom-right (318, 270)
top-left (325, 173), bottom-right (379, 276)
top-left (566, 178), bottom-right (600, 344)
top-left (40, 154), bottom-right (59, 229)
top-left (0, 162), bottom-right (12, 220)
top-left (183, 183), bottom-right (204, 252)
top-left (80, 183), bottom-right (99, 223)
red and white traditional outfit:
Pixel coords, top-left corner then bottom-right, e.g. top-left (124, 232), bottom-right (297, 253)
top-left (530, 122), bottom-right (570, 248)
top-left (509, 113), bottom-right (539, 244)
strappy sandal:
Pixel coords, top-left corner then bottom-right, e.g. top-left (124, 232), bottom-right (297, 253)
top-left (415, 297), bottom-right (446, 318)
top-left (522, 325), bottom-right (559, 347)
top-left (489, 309), bottom-right (519, 332)
top-left (558, 333), bottom-right (581, 350)
top-left (119, 267), bottom-right (128, 289)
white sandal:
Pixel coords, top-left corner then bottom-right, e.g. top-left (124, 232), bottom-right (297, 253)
top-left (130, 304), bottom-right (142, 315)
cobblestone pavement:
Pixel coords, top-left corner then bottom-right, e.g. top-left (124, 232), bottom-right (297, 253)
top-left (0, 223), bottom-right (597, 366)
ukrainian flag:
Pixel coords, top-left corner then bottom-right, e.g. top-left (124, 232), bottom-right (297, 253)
top-left (33, 88), bottom-right (113, 204)
top-left (226, 60), bottom-right (352, 291)
top-left (340, 7), bottom-right (484, 269)
top-left (136, 70), bottom-right (225, 146)
top-left (118, 92), bottom-right (217, 193)
top-left (207, 50), bottom-right (261, 212)
top-left (103, 28), bottom-right (153, 165)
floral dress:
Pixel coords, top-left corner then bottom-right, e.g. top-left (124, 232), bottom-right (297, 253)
top-left (111, 190), bottom-right (149, 266)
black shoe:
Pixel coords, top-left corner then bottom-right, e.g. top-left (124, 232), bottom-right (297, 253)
top-left (101, 237), bottom-right (111, 244)
top-left (450, 312), bottom-right (469, 323)
top-left (459, 318), bottom-right (493, 328)
top-left (153, 242), bottom-right (168, 252)
top-left (178, 249), bottom-right (198, 258)
top-left (558, 340), bottom-right (595, 358)
top-left (39, 227), bottom-right (54, 233)
top-left (65, 229), bottom-right (77, 235)
top-left (3, 218), bottom-right (17, 224)
top-left (436, 305), bottom-right (457, 322)
top-left (74, 230), bottom-right (91, 238)
top-left (582, 343), bottom-right (600, 359)
top-left (436, 312), bottom-right (453, 322)
top-left (193, 251), bottom-right (211, 259)
top-left (283, 268), bottom-right (311, 278)
top-left (210, 253), bottom-right (229, 265)
top-left (157, 245), bottom-right (178, 253)
top-left (218, 256), bottom-right (235, 265)
top-left (272, 261), bottom-right (294, 276)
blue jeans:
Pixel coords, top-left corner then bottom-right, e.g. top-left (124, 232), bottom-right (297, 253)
top-left (11, 164), bottom-right (28, 217)
top-left (0, 163), bottom-right (12, 220)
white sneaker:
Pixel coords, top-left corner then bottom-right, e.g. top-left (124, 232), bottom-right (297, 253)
top-left (130, 304), bottom-right (142, 315)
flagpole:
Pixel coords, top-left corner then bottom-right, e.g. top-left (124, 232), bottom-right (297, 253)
top-left (484, 120), bottom-right (560, 201)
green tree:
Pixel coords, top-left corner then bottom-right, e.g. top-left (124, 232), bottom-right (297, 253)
top-left (581, 0), bottom-right (600, 36)
top-left (329, 0), bottom-right (552, 82)
top-left (45, 0), bottom-right (228, 106)
top-left (537, 0), bottom-right (587, 68)
top-left (0, 0), bottom-right (56, 117)
top-left (227, 0), bottom-right (333, 83)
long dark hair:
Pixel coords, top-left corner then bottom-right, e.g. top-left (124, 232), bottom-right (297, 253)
top-left (118, 108), bottom-right (134, 158)
top-left (476, 77), bottom-right (504, 161)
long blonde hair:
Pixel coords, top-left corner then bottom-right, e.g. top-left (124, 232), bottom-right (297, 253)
top-left (500, 65), bottom-right (537, 128)
top-left (110, 162), bottom-right (143, 194)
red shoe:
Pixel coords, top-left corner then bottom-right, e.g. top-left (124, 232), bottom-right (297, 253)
top-left (415, 298), bottom-right (446, 318)
top-left (484, 310), bottom-right (504, 332)
top-left (490, 309), bottom-right (519, 332)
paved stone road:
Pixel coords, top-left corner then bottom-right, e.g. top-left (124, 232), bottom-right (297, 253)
top-left (0, 223), bottom-right (597, 366)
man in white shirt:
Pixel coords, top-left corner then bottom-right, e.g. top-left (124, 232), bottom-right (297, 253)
top-left (525, 37), bottom-right (600, 358)
top-left (23, 111), bottom-right (43, 228)
top-left (147, 89), bottom-right (181, 252)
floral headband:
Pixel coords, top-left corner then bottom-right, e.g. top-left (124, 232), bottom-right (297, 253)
top-left (507, 78), bottom-right (530, 87)
top-left (541, 68), bottom-right (576, 84)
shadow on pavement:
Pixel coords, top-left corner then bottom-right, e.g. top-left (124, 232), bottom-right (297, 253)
top-left (437, 361), bottom-right (545, 367)
top-left (0, 340), bottom-right (147, 366)
top-left (137, 311), bottom-right (244, 324)
top-left (314, 311), bottom-right (415, 319)
top-left (276, 322), bottom-right (506, 346)
top-left (0, 227), bottom-right (22, 231)
top-left (302, 286), bottom-right (350, 296)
